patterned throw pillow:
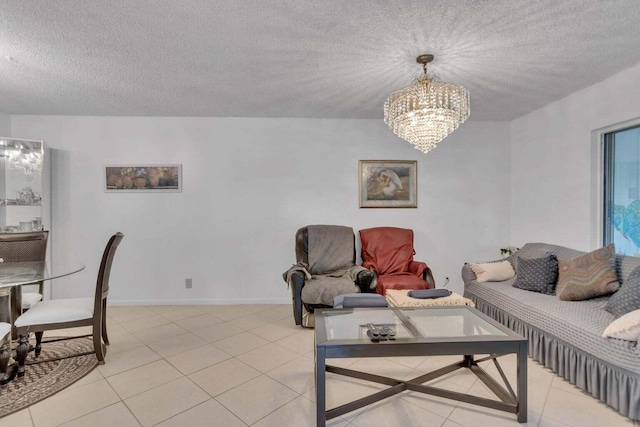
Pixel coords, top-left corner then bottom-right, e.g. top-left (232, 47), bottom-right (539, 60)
top-left (512, 254), bottom-right (558, 295)
top-left (606, 265), bottom-right (640, 317)
top-left (556, 245), bottom-right (620, 301)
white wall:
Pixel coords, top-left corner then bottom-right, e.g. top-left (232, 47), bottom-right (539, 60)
top-left (0, 113), bottom-right (10, 136)
top-left (0, 115), bottom-right (7, 227)
top-left (511, 61), bottom-right (640, 251)
top-left (10, 116), bottom-right (510, 303)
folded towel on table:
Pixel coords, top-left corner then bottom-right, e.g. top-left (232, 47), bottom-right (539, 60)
top-left (333, 293), bottom-right (388, 309)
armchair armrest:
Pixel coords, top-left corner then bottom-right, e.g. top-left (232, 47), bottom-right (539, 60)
top-left (461, 263), bottom-right (477, 286)
top-left (408, 260), bottom-right (427, 277)
top-left (289, 271), bottom-right (306, 326)
top-left (355, 269), bottom-right (375, 293)
top-left (423, 266), bottom-right (435, 288)
top-left (409, 261), bottom-right (435, 288)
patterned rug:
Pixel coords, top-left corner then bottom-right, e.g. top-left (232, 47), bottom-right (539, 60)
top-left (0, 336), bottom-right (98, 417)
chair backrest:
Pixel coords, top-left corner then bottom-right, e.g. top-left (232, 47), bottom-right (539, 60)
top-left (0, 231), bottom-right (48, 262)
top-left (360, 227), bottom-right (415, 275)
top-left (93, 232), bottom-right (124, 314)
top-left (295, 225), bottom-right (355, 275)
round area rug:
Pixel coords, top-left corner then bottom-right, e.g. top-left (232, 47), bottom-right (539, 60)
top-left (0, 336), bottom-right (98, 417)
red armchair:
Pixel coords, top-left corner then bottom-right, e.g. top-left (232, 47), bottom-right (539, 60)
top-left (359, 227), bottom-right (435, 295)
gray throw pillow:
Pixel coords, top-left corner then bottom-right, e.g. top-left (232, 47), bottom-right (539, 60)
top-left (606, 265), bottom-right (640, 317)
top-left (512, 254), bottom-right (558, 295)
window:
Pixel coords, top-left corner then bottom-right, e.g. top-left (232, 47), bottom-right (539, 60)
top-left (603, 124), bottom-right (640, 255)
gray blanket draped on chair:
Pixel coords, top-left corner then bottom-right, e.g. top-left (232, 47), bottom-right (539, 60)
top-left (283, 225), bottom-right (367, 306)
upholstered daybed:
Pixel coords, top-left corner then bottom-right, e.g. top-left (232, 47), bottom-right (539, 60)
top-left (462, 243), bottom-right (640, 421)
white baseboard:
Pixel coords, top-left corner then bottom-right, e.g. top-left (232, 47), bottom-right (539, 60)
top-left (108, 298), bottom-right (291, 306)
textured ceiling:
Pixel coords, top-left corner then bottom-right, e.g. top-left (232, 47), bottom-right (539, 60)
top-left (1, 0), bottom-right (640, 121)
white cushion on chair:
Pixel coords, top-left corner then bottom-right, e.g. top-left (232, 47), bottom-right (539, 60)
top-left (0, 322), bottom-right (10, 340)
top-left (22, 292), bottom-right (43, 310)
top-left (15, 298), bottom-right (94, 328)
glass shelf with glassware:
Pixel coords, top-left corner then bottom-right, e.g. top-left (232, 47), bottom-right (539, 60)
top-left (0, 138), bottom-right (50, 234)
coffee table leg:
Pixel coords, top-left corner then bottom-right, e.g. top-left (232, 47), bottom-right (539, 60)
top-left (315, 346), bottom-right (326, 427)
top-left (517, 343), bottom-right (528, 423)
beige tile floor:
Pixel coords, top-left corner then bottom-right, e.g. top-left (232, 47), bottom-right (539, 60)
top-left (0, 304), bottom-right (638, 427)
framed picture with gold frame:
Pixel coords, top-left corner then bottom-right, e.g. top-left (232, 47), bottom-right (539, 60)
top-left (359, 160), bottom-right (417, 208)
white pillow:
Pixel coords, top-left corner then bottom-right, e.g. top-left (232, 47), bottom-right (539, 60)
top-left (602, 309), bottom-right (640, 341)
top-left (470, 260), bottom-right (515, 283)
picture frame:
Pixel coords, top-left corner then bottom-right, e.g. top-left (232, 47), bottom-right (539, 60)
top-left (359, 160), bottom-right (417, 208)
top-left (104, 164), bottom-right (182, 193)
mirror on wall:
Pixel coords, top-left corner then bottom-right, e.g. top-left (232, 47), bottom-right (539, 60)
top-left (0, 137), bottom-right (45, 232)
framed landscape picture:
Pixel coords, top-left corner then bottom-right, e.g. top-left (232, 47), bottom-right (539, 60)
top-left (359, 160), bottom-right (417, 208)
top-left (105, 165), bottom-right (182, 193)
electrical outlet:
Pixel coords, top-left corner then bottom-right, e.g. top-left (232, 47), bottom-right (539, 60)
top-left (185, 278), bottom-right (192, 289)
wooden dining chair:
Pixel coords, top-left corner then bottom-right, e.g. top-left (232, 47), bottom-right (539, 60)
top-left (0, 322), bottom-right (10, 383)
top-left (0, 231), bottom-right (49, 339)
top-left (14, 232), bottom-right (123, 377)
top-left (0, 231), bottom-right (49, 309)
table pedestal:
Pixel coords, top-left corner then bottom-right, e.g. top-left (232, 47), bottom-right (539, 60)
top-left (0, 287), bottom-right (13, 383)
top-left (10, 288), bottom-right (22, 340)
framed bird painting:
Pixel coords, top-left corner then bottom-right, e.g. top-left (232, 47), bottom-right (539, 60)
top-left (358, 160), bottom-right (417, 208)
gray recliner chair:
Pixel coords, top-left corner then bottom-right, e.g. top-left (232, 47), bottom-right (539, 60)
top-left (283, 225), bottom-right (375, 327)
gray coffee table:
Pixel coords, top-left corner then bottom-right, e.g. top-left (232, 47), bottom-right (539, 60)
top-left (315, 306), bottom-right (528, 426)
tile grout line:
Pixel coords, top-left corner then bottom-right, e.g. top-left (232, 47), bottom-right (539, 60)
top-left (213, 373), bottom-right (299, 426)
top-left (535, 370), bottom-right (555, 427)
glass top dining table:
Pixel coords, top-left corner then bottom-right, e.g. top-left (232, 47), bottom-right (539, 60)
top-left (0, 261), bottom-right (86, 288)
top-left (0, 260), bottom-right (86, 384)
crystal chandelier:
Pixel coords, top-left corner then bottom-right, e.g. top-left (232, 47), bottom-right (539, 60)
top-left (384, 54), bottom-right (470, 153)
